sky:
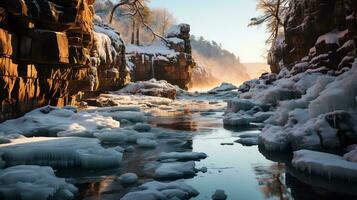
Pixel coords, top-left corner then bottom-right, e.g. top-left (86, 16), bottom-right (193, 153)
top-left (149, 0), bottom-right (269, 63)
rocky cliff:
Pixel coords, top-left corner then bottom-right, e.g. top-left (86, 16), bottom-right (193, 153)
top-left (0, 1), bottom-right (194, 121)
top-left (0, 0), bottom-right (127, 121)
top-left (269, 0), bottom-right (357, 74)
top-left (126, 24), bottom-right (195, 90)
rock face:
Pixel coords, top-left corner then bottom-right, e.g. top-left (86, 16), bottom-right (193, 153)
top-left (269, 0), bottom-right (357, 73)
top-left (126, 24), bottom-right (195, 90)
top-left (0, 0), bottom-right (126, 122)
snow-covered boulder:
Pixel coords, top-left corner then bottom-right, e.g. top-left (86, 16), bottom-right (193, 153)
top-left (0, 106), bottom-right (119, 137)
top-left (121, 180), bottom-right (199, 200)
top-left (154, 161), bottom-right (196, 180)
top-left (114, 79), bottom-right (181, 99)
top-left (292, 150), bottom-right (357, 180)
top-left (118, 173), bottom-right (138, 185)
top-left (0, 137), bottom-right (123, 169)
top-left (208, 83), bottom-right (237, 94)
top-left (0, 165), bottom-right (78, 200)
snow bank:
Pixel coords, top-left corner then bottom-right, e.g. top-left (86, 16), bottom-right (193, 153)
top-left (292, 150), bottom-right (357, 180)
top-left (0, 106), bottom-right (119, 137)
top-left (121, 180), bottom-right (198, 200)
top-left (0, 165), bottom-right (77, 200)
top-left (0, 137), bottom-right (123, 169)
top-left (126, 41), bottom-right (178, 59)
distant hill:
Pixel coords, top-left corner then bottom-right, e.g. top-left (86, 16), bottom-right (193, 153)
top-left (241, 63), bottom-right (270, 79)
top-left (190, 36), bottom-right (251, 89)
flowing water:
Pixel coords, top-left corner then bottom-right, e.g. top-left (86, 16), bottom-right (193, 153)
top-left (61, 98), bottom-right (357, 200)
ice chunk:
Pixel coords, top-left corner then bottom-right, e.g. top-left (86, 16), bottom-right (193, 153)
top-left (121, 180), bottom-right (198, 200)
top-left (0, 137), bottom-right (122, 169)
top-left (155, 161), bottom-right (196, 180)
top-left (259, 125), bottom-right (289, 151)
top-left (292, 150), bottom-right (357, 180)
top-left (118, 173), bottom-right (138, 185)
top-left (133, 123), bottom-right (152, 132)
top-left (158, 152), bottom-right (207, 161)
top-left (136, 138), bottom-right (158, 149)
top-left (0, 106), bottom-right (119, 137)
top-left (0, 165), bottom-right (77, 200)
top-left (94, 129), bottom-right (139, 144)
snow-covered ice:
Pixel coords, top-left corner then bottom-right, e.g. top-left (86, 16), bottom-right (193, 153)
top-left (118, 173), bottom-right (138, 185)
top-left (154, 161), bottom-right (196, 180)
top-left (0, 165), bottom-right (78, 200)
top-left (292, 150), bottom-right (357, 180)
top-left (0, 137), bottom-right (123, 169)
top-left (0, 106), bottom-right (119, 137)
top-left (121, 180), bottom-right (199, 200)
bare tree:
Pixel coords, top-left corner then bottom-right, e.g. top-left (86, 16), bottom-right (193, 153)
top-left (150, 8), bottom-right (176, 36)
top-left (248, 0), bottom-right (289, 44)
top-left (109, 0), bottom-right (168, 43)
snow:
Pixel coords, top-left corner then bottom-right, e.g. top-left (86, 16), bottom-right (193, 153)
top-left (0, 106), bottom-right (119, 137)
top-left (0, 165), bottom-right (77, 200)
top-left (292, 150), bottom-right (357, 180)
top-left (212, 189), bottom-right (228, 200)
top-left (0, 137), bottom-right (123, 169)
top-left (118, 173), bottom-right (138, 185)
top-left (344, 146), bottom-right (357, 163)
top-left (126, 41), bottom-right (178, 58)
top-left (315, 30), bottom-right (348, 45)
top-left (154, 161), bottom-right (196, 180)
top-left (208, 83), bottom-right (237, 94)
top-left (158, 152), bottom-right (207, 161)
top-left (121, 180), bottom-right (198, 200)
top-left (309, 60), bottom-right (357, 117)
top-left (113, 79), bottom-right (181, 99)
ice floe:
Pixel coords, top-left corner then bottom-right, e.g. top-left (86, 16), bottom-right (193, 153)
top-left (121, 180), bottom-right (199, 200)
top-left (0, 137), bottom-right (122, 169)
top-left (0, 165), bottom-right (77, 200)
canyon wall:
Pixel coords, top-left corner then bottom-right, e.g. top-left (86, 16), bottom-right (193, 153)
top-left (126, 24), bottom-right (195, 90)
top-left (269, 0), bottom-right (357, 74)
top-left (0, 1), bottom-right (193, 121)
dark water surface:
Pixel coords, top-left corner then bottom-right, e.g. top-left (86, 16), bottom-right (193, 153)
top-left (62, 102), bottom-right (357, 200)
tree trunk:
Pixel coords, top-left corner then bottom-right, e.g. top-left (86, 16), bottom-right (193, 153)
top-left (274, 0), bottom-right (281, 40)
top-left (136, 25), bottom-right (140, 45)
top-left (131, 20), bottom-right (135, 44)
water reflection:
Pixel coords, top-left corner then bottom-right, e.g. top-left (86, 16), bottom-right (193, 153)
top-left (253, 164), bottom-right (292, 200)
top-left (62, 100), bottom-right (357, 200)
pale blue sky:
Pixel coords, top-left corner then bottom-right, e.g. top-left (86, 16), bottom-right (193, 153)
top-left (149, 0), bottom-right (269, 63)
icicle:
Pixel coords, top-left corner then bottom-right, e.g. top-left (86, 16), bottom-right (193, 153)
top-left (151, 56), bottom-right (155, 79)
